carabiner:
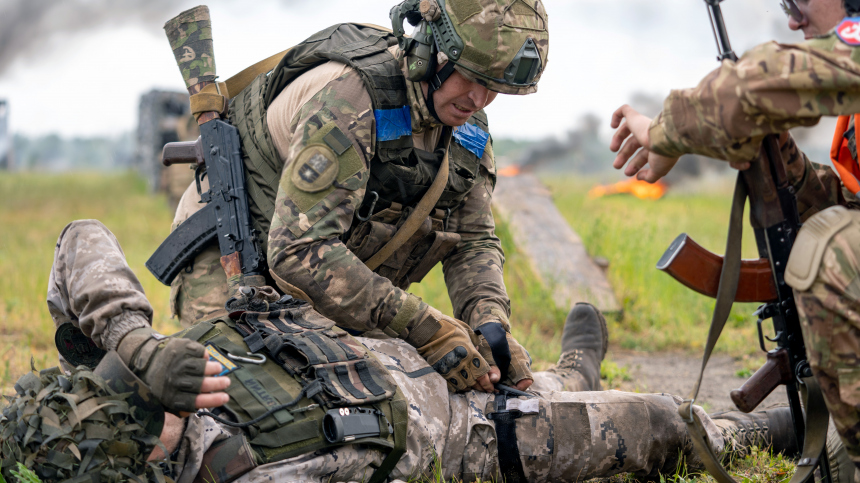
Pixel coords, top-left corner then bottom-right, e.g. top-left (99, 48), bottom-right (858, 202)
top-left (226, 352), bottom-right (267, 365)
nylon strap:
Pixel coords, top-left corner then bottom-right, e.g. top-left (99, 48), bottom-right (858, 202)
top-left (365, 127), bottom-right (453, 271)
top-left (487, 394), bottom-right (527, 483)
top-left (476, 322), bottom-right (512, 382)
top-left (679, 173), bottom-right (829, 483)
top-left (368, 388), bottom-right (409, 483)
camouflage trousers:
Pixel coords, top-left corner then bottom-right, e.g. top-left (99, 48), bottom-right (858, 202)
top-left (794, 207), bottom-right (860, 469)
top-left (46, 220), bottom-right (725, 482)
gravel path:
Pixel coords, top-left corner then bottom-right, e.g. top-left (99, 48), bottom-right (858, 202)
top-left (608, 350), bottom-right (789, 412)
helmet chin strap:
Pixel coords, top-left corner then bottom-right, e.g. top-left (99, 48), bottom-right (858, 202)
top-left (424, 61), bottom-right (457, 124)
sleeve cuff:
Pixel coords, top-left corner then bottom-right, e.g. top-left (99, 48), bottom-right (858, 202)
top-left (648, 112), bottom-right (688, 159)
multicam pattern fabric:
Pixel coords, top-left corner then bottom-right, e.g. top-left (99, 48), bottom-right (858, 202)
top-left (794, 208), bottom-right (860, 468)
top-left (650, 32), bottom-right (860, 163)
top-left (443, 0), bottom-right (550, 95)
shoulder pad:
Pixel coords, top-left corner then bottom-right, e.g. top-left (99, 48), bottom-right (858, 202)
top-left (453, 123), bottom-right (490, 158)
top-left (785, 205), bottom-right (854, 291)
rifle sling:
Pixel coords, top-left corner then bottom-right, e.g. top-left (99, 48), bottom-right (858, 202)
top-left (364, 127), bottom-right (452, 271)
top-left (679, 173), bottom-right (829, 483)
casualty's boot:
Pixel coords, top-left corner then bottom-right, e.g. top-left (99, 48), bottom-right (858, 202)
top-left (710, 407), bottom-right (799, 460)
top-left (548, 302), bottom-right (609, 391)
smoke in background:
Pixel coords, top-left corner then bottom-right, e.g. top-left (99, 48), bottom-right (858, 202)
top-left (0, 0), bottom-right (191, 77)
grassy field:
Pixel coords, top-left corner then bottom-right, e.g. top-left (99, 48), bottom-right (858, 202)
top-left (0, 171), bottom-right (793, 480)
top-left (0, 171), bottom-right (772, 385)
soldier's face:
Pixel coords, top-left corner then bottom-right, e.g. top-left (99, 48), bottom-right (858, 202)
top-left (784, 0), bottom-right (846, 38)
top-left (426, 64), bottom-right (499, 126)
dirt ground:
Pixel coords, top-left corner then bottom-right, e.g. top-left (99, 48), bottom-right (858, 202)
top-left (608, 349), bottom-right (788, 413)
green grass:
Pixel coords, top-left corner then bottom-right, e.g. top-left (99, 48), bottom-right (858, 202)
top-left (544, 175), bottom-right (765, 356)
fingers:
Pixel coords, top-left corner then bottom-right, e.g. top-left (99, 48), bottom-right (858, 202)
top-left (609, 122), bottom-right (632, 153)
top-left (729, 160), bottom-right (751, 171)
top-left (195, 392), bottom-right (230, 409)
top-left (514, 379), bottom-right (533, 391)
top-left (200, 375), bottom-right (231, 393)
top-left (472, 371), bottom-right (496, 393)
top-left (487, 366), bottom-right (501, 384)
top-left (613, 136), bottom-right (642, 170)
top-left (624, 146), bottom-right (650, 178)
top-left (610, 104), bottom-right (633, 129)
top-left (204, 360), bottom-right (224, 376)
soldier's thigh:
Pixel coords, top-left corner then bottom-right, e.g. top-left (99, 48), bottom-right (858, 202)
top-left (171, 244), bottom-right (229, 327)
top-left (794, 210), bottom-right (860, 466)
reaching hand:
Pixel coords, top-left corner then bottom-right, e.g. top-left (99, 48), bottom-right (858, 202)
top-left (610, 104), bottom-right (680, 183)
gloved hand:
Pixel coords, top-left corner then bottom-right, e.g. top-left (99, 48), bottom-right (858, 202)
top-left (475, 322), bottom-right (533, 388)
top-left (116, 327), bottom-right (208, 414)
top-left (415, 309), bottom-right (493, 392)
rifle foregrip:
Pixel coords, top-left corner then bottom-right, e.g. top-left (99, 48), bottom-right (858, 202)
top-left (730, 349), bottom-right (792, 413)
top-left (657, 233), bottom-right (778, 303)
top-left (164, 6), bottom-right (217, 90)
top-left (162, 137), bottom-right (204, 166)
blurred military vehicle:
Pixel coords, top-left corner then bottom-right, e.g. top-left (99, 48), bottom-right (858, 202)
top-left (0, 99), bottom-right (11, 170)
top-left (135, 90), bottom-right (198, 209)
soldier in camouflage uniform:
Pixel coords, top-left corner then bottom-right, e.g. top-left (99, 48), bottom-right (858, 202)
top-left (30, 218), bottom-right (803, 483)
top-left (168, 0), bottom-right (549, 393)
top-left (609, 0), bottom-right (860, 469)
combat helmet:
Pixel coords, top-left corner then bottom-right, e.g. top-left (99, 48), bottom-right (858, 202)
top-left (391, 0), bottom-right (549, 95)
top-left (0, 353), bottom-right (166, 483)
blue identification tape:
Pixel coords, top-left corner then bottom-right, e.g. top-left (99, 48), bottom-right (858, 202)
top-left (375, 106), bottom-right (412, 141)
top-left (206, 344), bottom-right (239, 376)
top-left (453, 123), bottom-right (490, 158)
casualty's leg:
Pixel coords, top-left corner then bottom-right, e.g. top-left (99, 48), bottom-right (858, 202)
top-left (531, 302), bottom-right (608, 393)
top-left (47, 219), bottom-right (151, 365)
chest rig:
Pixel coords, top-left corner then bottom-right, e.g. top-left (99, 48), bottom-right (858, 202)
top-left (179, 298), bottom-right (406, 483)
top-left (229, 23), bottom-right (493, 290)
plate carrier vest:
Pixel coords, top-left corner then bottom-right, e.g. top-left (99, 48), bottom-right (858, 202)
top-left (228, 23), bottom-right (494, 290)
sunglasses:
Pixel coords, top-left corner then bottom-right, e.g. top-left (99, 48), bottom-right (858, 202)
top-left (780, 0), bottom-right (804, 22)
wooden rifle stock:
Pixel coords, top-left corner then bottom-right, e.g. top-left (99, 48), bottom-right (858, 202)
top-left (730, 349), bottom-right (793, 413)
top-left (656, 233), bottom-right (778, 303)
top-left (162, 137), bottom-right (204, 166)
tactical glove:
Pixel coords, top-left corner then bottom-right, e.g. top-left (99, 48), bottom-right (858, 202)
top-left (475, 322), bottom-right (533, 386)
top-left (116, 327), bottom-right (207, 414)
top-left (415, 308), bottom-right (492, 392)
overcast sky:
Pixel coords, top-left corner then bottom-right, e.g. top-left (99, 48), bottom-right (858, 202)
top-left (0, 0), bottom-right (807, 141)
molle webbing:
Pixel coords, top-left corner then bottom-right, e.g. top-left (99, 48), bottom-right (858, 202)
top-left (182, 307), bottom-right (405, 477)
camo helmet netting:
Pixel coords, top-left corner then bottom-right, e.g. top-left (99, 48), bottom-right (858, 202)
top-left (440, 0), bottom-right (549, 94)
top-left (0, 366), bottom-right (164, 483)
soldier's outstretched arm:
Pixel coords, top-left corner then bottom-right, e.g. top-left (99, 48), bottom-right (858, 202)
top-left (47, 219), bottom-right (230, 413)
top-left (644, 37), bottom-right (860, 164)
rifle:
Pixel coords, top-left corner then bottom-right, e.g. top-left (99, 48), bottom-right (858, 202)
top-left (660, 2), bottom-right (833, 482)
top-left (145, 6), bottom-right (263, 289)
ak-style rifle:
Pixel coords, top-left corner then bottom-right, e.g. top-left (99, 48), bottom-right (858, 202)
top-left (658, 2), bottom-right (832, 482)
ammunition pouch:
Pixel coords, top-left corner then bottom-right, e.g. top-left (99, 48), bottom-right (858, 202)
top-left (179, 301), bottom-right (407, 483)
top-left (344, 203), bottom-right (461, 289)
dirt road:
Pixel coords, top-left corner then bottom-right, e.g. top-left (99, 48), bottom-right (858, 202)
top-left (609, 350), bottom-right (788, 413)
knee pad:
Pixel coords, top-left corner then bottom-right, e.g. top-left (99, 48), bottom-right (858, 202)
top-left (786, 205), bottom-right (854, 291)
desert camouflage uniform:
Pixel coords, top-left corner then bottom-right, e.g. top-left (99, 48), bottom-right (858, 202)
top-left (646, 29), bottom-right (860, 466)
top-left (48, 219), bottom-right (729, 482)
top-left (171, 48), bottom-right (509, 340)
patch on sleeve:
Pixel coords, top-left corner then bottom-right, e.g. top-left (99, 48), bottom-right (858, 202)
top-left (453, 122), bottom-right (490, 158)
top-left (375, 106), bottom-right (412, 141)
top-left (837, 17), bottom-right (860, 46)
top-left (291, 144), bottom-right (339, 193)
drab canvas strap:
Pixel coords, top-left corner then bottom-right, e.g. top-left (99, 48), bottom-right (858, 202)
top-left (189, 47), bottom-right (293, 117)
top-left (364, 127), bottom-right (453, 271)
top-left (367, 388), bottom-right (409, 483)
top-left (680, 174), bottom-right (828, 483)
